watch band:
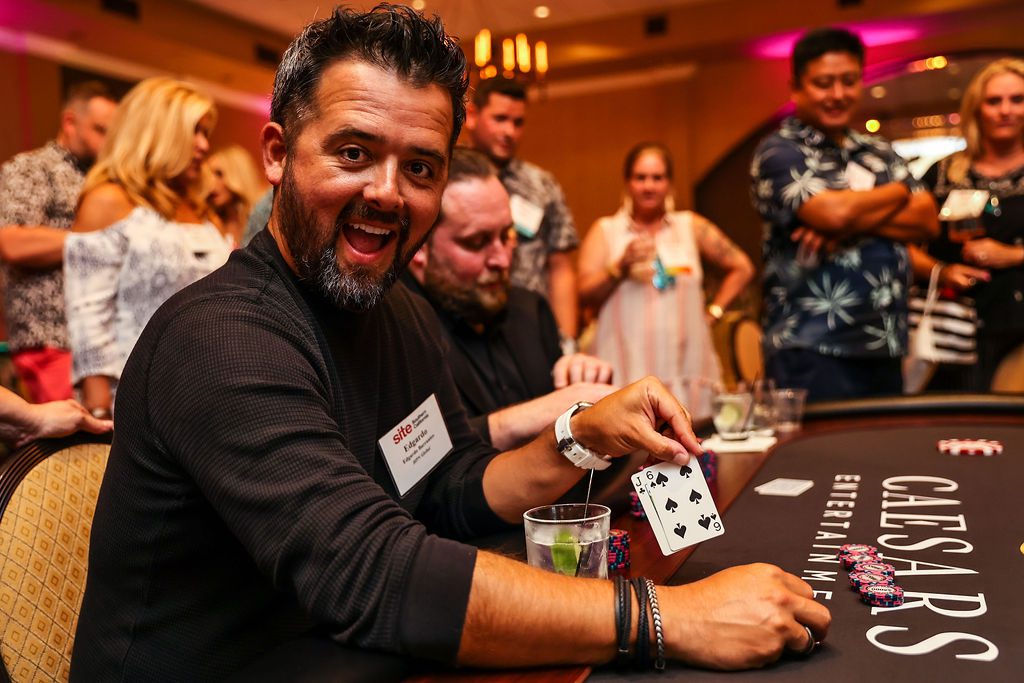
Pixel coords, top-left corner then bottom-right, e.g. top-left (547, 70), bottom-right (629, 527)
top-left (554, 402), bottom-right (612, 470)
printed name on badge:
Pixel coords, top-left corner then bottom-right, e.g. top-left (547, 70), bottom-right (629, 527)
top-left (378, 394), bottom-right (453, 497)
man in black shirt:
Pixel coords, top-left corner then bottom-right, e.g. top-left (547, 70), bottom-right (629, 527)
top-left (405, 148), bottom-right (614, 450)
top-left (72, 6), bottom-right (829, 680)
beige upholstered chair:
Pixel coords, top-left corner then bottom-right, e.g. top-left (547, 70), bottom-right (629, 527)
top-left (731, 317), bottom-right (764, 386)
top-left (0, 434), bottom-right (111, 683)
top-left (991, 343), bottom-right (1024, 393)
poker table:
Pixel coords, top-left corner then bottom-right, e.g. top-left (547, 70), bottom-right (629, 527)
top-left (408, 393), bottom-right (1024, 683)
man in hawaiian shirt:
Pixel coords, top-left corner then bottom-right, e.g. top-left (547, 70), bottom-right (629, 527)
top-left (465, 78), bottom-right (580, 344)
top-left (0, 81), bottom-right (116, 402)
top-left (750, 27), bottom-right (938, 401)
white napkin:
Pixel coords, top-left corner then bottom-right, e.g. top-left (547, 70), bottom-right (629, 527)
top-left (702, 434), bottom-right (778, 454)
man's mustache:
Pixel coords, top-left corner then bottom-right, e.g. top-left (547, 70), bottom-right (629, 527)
top-left (338, 201), bottom-right (404, 229)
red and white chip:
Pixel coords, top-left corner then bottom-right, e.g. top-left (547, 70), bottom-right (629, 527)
top-left (937, 438), bottom-right (1004, 456)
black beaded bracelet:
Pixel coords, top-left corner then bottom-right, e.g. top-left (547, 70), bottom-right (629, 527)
top-left (630, 578), bottom-right (650, 669)
top-left (645, 578), bottom-right (667, 671)
top-left (614, 575), bottom-right (631, 667)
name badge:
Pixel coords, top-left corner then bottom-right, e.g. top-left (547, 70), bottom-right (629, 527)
top-left (940, 189), bottom-right (990, 221)
top-left (378, 394), bottom-right (454, 497)
top-left (845, 161), bottom-right (876, 191)
top-left (655, 231), bottom-right (694, 276)
top-left (509, 194), bottom-right (544, 238)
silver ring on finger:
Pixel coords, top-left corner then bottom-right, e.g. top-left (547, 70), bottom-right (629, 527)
top-left (799, 625), bottom-right (817, 656)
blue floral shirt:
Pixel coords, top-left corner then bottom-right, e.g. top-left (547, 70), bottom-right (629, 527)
top-left (750, 117), bottom-right (919, 359)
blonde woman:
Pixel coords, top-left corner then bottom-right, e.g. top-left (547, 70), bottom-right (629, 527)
top-left (208, 145), bottom-right (266, 246)
top-left (909, 58), bottom-right (1024, 391)
top-left (65, 77), bottom-right (233, 417)
top-left (578, 142), bottom-right (754, 419)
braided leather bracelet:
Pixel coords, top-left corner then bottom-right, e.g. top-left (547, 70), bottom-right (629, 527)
top-left (630, 578), bottom-right (650, 668)
top-left (645, 578), bottom-right (667, 671)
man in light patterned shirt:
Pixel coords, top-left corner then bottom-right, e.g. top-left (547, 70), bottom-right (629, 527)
top-left (465, 78), bottom-right (580, 341)
top-left (0, 81), bottom-right (116, 402)
top-left (750, 28), bottom-right (938, 401)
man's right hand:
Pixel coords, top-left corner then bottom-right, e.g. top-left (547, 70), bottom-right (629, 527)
top-left (620, 234), bottom-right (657, 276)
top-left (571, 376), bottom-right (702, 465)
top-left (663, 563), bottom-right (831, 669)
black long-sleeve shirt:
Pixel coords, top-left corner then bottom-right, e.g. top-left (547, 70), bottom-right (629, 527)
top-left (400, 276), bottom-right (562, 443)
top-left (72, 230), bottom-right (508, 681)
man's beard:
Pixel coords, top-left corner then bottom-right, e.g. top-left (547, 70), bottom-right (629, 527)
top-left (275, 167), bottom-right (426, 312)
top-left (422, 261), bottom-right (509, 327)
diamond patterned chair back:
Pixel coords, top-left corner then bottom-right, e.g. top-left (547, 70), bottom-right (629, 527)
top-left (0, 433), bottom-right (112, 683)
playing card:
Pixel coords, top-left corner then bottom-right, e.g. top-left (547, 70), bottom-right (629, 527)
top-left (754, 478), bottom-right (815, 497)
top-left (630, 469), bottom-right (675, 555)
top-left (631, 458), bottom-right (725, 555)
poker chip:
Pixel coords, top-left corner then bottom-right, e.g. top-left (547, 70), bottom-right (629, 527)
top-left (698, 451), bottom-right (719, 488)
top-left (608, 529), bottom-right (630, 571)
top-left (861, 583), bottom-right (904, 607)
top-left (937, 438), bottom-right (1003, 456)
top-left (838, 543), bottom-right (878, 558)
top-left (628, 491), bottom-right (647, 520)
top-left (841, 552), bottom-right (881, 569)
top-left (852, 561), bottom-right (895, 577)
top-left (848, 571), bottom-right (893, 590)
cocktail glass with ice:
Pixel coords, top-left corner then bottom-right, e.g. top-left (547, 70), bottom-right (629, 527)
top-left (523, 503), bottom-right (610, 579)
top-left (712, 390), bottom-right (753, 440)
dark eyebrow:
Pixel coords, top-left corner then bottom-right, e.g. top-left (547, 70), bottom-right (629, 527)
top-left (324, 125), bottom-right (381, 149)
top-left (324, 125), bottom-right (447, 167)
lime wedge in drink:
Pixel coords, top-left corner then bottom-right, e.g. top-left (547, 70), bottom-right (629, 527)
top-left (718, 403), bottom-right (742, 429)
top-left (550, 529), bottom-right (581, 575)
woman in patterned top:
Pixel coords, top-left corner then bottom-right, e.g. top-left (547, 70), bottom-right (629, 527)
top-left (909, 58), bottom-right (1024, 391)
top-left (578, 143), bottom-right (754, 419)
top-left (64, 77), bottom-right (233, 418)
top-left (207, 145), bottom-right (267, 247)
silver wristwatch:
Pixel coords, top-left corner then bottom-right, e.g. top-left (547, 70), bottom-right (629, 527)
top-left (554, 402), bottom-right (611, 470)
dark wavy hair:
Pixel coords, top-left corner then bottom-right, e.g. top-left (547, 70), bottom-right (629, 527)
top-left (271, 3), bottom-right (468, 149)
top-left (791, 27), bottom-right (864, 85)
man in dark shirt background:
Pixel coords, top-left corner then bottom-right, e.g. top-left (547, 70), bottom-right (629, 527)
top-left (73, 6), bottom-right (829, 680)
top-left (405, 147), bottom-right (615, 450)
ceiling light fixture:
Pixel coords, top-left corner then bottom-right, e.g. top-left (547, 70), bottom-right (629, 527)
top-left (474, 27), bottom-right (548, 82)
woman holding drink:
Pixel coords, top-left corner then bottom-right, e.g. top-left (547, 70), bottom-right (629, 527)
top-left (578, 142), bottom-right (754, 419)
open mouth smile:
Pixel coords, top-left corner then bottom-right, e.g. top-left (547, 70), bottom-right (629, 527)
top-left (342, 222), bottom-right (397, 257)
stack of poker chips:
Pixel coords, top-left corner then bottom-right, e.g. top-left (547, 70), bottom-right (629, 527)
top-left (628, 491), bottom-right (647, 520)
top-left (608, 529), bottom-right (630, 572)
top-left (698, 450), bottom-right (719, 498)
top-left (630, 465), bottom-right (648, 520)
top-left (837, 543), bottom-right (904, 607)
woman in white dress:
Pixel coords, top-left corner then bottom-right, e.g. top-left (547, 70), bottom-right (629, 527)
top-left (578, 143), bottom-right (754, 419)
top-left (65, 78), bottom-right (233, 418)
